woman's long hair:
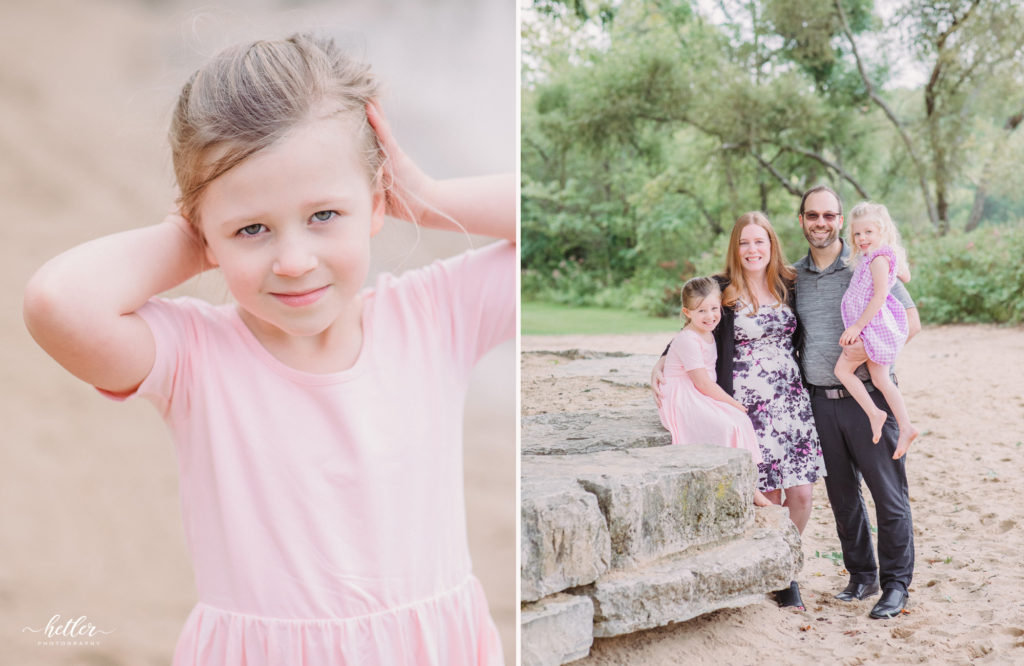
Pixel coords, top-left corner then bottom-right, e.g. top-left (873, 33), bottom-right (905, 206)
top-left (720, 211), bottom-right (795, 311)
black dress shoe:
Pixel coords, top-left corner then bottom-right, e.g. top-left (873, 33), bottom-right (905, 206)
top-left (835, 580), bottom-right (880, 602)
top-left (869, 588), bottom-right (908, 619)
top-left (773, 580), bottom-right (805, 610)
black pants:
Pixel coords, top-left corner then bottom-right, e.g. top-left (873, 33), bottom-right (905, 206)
top-left (811, 390), bottom-right (914, 592)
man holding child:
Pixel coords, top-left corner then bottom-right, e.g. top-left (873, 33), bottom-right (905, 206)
top-left (652, 185), bottom-right (920, 619)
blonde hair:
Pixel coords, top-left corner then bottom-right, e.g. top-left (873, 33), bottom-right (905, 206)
top-left (169, 32), bottom-right (386, 227)
top-left (721, 212), bottom-right (795, 311)
top-left (680, 276), bottom-right (722, 325)
top-left (846, 202), bottom-right (909, 273)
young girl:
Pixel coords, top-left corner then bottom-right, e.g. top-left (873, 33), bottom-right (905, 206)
top-left (835, 202), bottom-right (918, 460)
top-left (23, 33), bottom-right (513, 665)
top-left (658, 277), bottom-right (771, 507)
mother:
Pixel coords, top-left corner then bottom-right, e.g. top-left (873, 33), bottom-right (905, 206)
top-left (652, 211), bottom-right (825, 610)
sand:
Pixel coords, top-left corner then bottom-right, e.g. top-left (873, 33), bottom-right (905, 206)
top-left (1, 1), bottom-right (514, 665)
top-left (523, 326), bottom-right (1024, 665)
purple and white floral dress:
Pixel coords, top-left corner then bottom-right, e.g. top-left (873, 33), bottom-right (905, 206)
top-left (732, 302), bottom-right (825, 492)
top-left (840, 245), bottom-right (909, 366)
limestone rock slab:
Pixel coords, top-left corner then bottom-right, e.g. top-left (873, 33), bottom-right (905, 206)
top-left (523, 351), bottom-right (661, 389)
top-left (521, 468), bottom-right (611, 602)
top-left (587, 505), bottom-right (803, 637)
top-left (521, 408), bottom-right (671, 456)
top-left (536, 446), bottom-right (756, 569)
top-left (521, 593), bottom-right (594, 666)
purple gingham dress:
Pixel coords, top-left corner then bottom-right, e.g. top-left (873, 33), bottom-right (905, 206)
top-left (840, 245), bottom-right (909, 365)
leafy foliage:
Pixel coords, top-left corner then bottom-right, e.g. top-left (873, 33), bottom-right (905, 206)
top-left (522, 0), bottom-right (1024, 322)
top-left (909, 227), bottom-right (1024, 324)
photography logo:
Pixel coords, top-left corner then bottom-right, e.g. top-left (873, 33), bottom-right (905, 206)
top-left (22, 614), bottom-right (115, 647)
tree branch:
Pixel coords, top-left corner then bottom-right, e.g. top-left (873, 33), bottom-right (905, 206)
top-left (779, 145), bottom-right (871, 199)
top-left (523, 136), bottom-right (549, 164)
top-left (748, 147), bottom-right (803, 197)
top-left (675, 185), bottom-right (723, 235)
top-left (834, 0), bottom-right (939, 227)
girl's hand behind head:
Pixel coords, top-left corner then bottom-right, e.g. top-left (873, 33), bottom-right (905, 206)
top-left (163, 212), bottom-right (216, 273)
top-left (366, 103), bottom-right (434, 224)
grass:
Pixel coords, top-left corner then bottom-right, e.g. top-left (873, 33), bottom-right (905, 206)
top-left (815, 550), bottom-right (845, 566)
top-left (522, 301), bottom-right (680, 335)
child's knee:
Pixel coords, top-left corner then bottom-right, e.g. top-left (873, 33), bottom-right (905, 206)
top-left (866, 363), bottom-right (891, 386)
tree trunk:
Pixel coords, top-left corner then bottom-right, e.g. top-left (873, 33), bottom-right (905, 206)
top-left (965, 180), bottom-right (988, 233)
top-left (965, 110), bottom-right (1024, 232)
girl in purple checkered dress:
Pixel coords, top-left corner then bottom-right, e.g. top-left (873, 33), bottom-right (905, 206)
top-left (835, 202), bottom-right (919, 459)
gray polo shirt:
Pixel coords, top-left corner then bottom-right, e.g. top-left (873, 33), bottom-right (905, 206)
top-left (793, 240), bottom-right (915, 386)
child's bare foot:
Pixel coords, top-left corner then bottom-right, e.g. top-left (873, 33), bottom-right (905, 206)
top-left (893, 425), bottom-right (919, 460)
top-left (754, 491), bottom-right (772, 507)
top-left (868, 408), bottom-right (887, 444)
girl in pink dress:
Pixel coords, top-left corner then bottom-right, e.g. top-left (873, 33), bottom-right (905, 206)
top-left (835, 202), bottom-right (919, 459)
top-left (658, 277), bottom-right (771, 507)
top-left (24, 34), bottom-right (513, 665)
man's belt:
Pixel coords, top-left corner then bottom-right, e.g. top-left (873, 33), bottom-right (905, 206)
top-left (808, 381), bottom-right (877, 400)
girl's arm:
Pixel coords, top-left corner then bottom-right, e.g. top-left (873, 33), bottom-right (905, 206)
top-left (688, 368), bottom-right (746, 413)
top-left (839, 255), bottom-right (892, 346)
top-left (23, 214), bottom-right (207, 394)
top-left (650, 354), bottom-right (667, 407)
top-left (367, 104), bottom-right (514, 243)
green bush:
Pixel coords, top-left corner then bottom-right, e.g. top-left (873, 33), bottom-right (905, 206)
top-left (908, 227), bottom-right (1024, 324)
top-left (524, 223), bottom-right (1024, 325)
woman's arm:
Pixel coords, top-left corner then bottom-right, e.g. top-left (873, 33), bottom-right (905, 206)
top-left (839, 256), bottom-right (892, 346)
top-left (23, 214), bottom-right (207, 394)
top-left (367, 104), bottom-right (514, 243)
top-left (688, 368), bottom-right (746, 413)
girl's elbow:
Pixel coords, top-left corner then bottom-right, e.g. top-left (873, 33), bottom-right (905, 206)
top-left (23, 267), bottom-right (93, 344)
top-left (23, 269), bottom-right (62, 335)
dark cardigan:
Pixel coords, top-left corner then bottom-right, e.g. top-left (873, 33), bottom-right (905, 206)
top-left (664, 274), bottom-right (803, 397)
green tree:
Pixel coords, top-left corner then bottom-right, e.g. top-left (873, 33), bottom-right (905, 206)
top-left (836, 0), bottom-right (1024, 234)
top-left (522, 0), bottom-right (1024, 316)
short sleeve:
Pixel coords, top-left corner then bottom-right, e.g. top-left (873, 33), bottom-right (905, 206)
top-left (670, 331), bottom-right (709, 372)
top-left (386, 240), bottom-right (515, 377)
top-left (96, 296), bottom-right (205, 419)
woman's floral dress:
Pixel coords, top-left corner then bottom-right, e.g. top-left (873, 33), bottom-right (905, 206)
top-left (732, 301), bottom-right (826, 492)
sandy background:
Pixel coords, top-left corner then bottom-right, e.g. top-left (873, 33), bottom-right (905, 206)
top-left (523, 326), bottom-right (1024, 665)
top-left (1, 1), bottom-right (515, 664)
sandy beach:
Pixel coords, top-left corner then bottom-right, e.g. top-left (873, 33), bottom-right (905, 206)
top-left (523, 326), bottom-right (1024, 665)
top-left (1, 1), bottom-right (514, 664)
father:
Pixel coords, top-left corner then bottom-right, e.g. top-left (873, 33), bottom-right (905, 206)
top-left (794, 185), bottom-right (919, 619)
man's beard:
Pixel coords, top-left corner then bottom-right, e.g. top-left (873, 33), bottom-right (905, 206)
top-left (802, 224), bottom-right (838, 249)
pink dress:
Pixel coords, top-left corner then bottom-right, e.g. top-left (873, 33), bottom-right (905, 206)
top-left (657, 329), bottom-right (762, 464)
top-left (102, 241), bottom-right (514, 665)
top-left (840, 245), bottom-right (908, 365)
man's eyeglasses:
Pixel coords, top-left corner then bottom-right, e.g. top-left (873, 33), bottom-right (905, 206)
top-left (802, 212), bottom-right (840, 222)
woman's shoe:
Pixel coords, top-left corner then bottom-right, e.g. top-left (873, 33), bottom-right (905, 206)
top-left (773, 580), bottom-right (805, 611)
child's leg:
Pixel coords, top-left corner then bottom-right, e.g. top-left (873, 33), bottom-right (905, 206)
top-left (761, 488), bottom-right (782, 507)
top-left (866, 361), bottom-right (919, 460)
top-left (834, 354), bottom-right (888, 443)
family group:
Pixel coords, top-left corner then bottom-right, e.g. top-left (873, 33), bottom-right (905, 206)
top-left (653, 186), bottom-right (919, 620)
